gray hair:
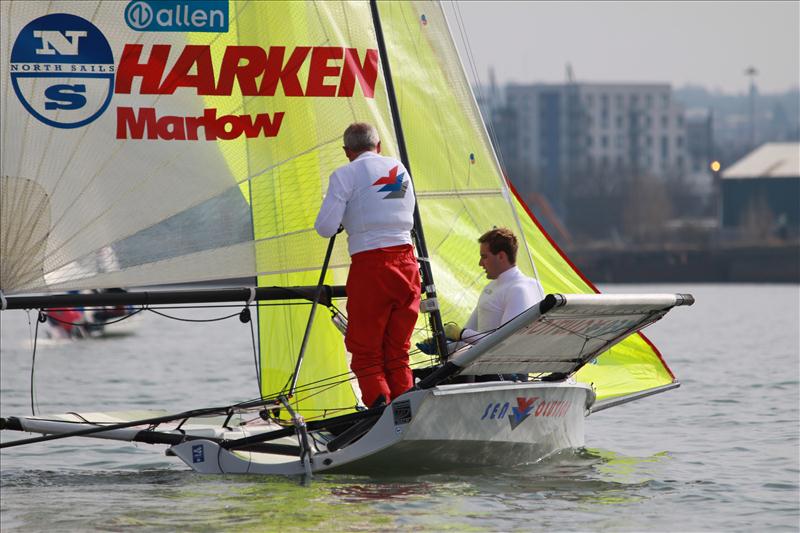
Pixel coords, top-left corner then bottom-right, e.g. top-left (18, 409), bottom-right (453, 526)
top-left (343, 123), bottom-right (379, 152)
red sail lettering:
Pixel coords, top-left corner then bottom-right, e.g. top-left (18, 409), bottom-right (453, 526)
top-left (258, 46), bottom-right (310, 97)
top-left (241, 111), bottom-right (284, 138)
top-left (116, 44), bottom-right (378, 98)
top-left (216, 46), bottom-right (267, 96)
top-left (157, 114), bottom-right (187, 140)
top-left (115, 44), bottom-right (170, 94)
top-left (305, 47), bottom-right (343, 97)
top-left (338, 48), bottom-right (378, 97)
top-left (117, 107), bottom-right (157, 139)
top-left (116, 107), bottom-right (284, 140)
top-left (158, 45), bottom-right (216, 95)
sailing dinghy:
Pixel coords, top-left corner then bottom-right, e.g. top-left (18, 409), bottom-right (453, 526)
top-left (0, 0), bottom-right (693, 477)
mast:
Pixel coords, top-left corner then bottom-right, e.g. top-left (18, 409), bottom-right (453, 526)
top-left (369, 0), bottom-right (449, 360)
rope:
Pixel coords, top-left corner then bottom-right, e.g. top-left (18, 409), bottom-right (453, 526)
top-left (30, 311), bottom-right (43, 416)
top-left (147, 308), bottom-right (241, 323)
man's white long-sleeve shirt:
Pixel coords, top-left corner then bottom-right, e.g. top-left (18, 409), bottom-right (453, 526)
top-left (460, 266), bottom-right (544, 344)
top-left (315, 151), bottom-right (415, 256)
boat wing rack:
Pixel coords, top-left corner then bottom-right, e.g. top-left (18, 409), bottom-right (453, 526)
top-left (447, 293), bottom-right (694, 378)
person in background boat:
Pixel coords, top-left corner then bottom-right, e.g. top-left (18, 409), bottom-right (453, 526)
top-left (314, 122), bottom-right (420, 408)
top-left (418, 228), bottom-right (544, 380)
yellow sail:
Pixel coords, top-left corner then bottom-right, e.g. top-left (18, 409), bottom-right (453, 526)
top-left (192, 1), bottom-right (409, 417)
top-left (377, 0), bottom-right (676, 401)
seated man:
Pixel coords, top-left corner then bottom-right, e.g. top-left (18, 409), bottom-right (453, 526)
top-left (447, 227), bottom-right (544, 347)
top-left (418, 227), bottom-right (544, 381)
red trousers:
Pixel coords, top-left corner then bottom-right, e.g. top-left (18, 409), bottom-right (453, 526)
top-left (346, 244), bottom-right (420, 407)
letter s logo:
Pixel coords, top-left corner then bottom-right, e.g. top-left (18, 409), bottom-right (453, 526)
top-left (44, 84), bottom-right (87, 110)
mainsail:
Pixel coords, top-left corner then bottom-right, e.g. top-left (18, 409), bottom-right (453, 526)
top-left (0, 0), bottom-right (674, 420)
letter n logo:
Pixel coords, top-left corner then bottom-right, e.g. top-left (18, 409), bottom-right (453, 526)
top-left (32, 30), bottom-right (87, 56)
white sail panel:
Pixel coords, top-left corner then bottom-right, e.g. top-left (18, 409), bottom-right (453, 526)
top-left (0, 1), bottom-right (394, 294)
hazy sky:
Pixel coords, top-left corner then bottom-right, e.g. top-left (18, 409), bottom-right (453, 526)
top-left (445, 1), bottom-right (799, 94)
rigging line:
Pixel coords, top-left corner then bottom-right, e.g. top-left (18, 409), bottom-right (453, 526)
top-left (45, 307), bottom-right (144, 327)
top-left (268, 354), bottom-right (440, 406)
top-left (448, 2), bottom-right (538, 277)
top-left (147, 308), bottom-right (241, 323)
top-left (30, 311), bottom-right (42, 416)
top-left (284, 233), bottom-right (338, 396)
top-left (281, 351), bottom-right (461, 416)
top-left (396, 4), bottom-right (480, 234)
top-left (248, 305), bottom-right (261, 396)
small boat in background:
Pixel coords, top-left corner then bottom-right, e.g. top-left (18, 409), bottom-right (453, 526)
top-left (43, 290), bottom-right (136, 339)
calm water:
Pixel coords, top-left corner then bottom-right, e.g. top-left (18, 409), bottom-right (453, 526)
top-left (1, 284), bottom-right (798, 531)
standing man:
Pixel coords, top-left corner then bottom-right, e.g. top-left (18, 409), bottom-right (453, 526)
top-left (445, 227), bottom-right (544, 346)
top-left (315, 123), bottom-right (420, 408)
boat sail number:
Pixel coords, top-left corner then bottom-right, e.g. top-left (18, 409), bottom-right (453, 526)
top-left (481, 397), bottom-right (572, 430)
top-left (191, 444), bottom-right (205, 464)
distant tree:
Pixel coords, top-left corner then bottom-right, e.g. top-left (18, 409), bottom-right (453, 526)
top-left (622, 173), bottom-right (672, 243)
top-left (564, 164), bottom-right (632, 243)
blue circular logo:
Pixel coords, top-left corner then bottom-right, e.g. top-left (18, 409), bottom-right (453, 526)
top-left (10, 13), bottom-right (115, 129)
top-left (125, 2), bottom-right (154, 30)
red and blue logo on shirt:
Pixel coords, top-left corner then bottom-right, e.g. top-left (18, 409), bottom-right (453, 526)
top-left (372, 165), bottom-right (408, 199)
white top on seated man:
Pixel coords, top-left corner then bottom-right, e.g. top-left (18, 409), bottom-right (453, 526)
top-left (445, 227), bottom-right (544, 347)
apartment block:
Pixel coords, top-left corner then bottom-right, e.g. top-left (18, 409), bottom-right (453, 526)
top-left (497, 82), bottom-right (690, 205)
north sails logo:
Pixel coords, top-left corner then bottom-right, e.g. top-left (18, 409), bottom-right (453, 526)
top-left (9, 13), bottom-right (115, 129)
top-left (372, 165), bottom-right (408, 199)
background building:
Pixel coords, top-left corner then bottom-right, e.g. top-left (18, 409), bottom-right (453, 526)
top-left (492, 82), bottom-right (690, 242)
top-left (498, 82), bottom-right (689, 201)
top-left (720, 142), bottom-right (800, 240)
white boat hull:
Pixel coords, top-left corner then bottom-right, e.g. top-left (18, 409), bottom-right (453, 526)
top-left (170, 381), bottom-right (593, 476)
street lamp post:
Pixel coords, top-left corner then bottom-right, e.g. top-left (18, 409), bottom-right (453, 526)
top-left (744, 66), bottom-right (758, 150)
top-left (710, 160), bottom-right (722, 232)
